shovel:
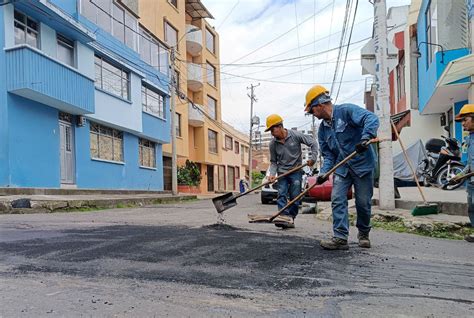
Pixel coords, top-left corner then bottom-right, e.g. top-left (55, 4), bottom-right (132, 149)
top-left (212, 163), bottom-right (308, 213)
top-left (249, 138), bottom-right (379, 223)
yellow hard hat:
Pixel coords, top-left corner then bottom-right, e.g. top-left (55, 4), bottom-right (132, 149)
top-left (265, 114), bottom-right (283, 132)
top-left (455, 104), bottom-right (474, 121)
top-left (304, 85), bottom-right (330, 112)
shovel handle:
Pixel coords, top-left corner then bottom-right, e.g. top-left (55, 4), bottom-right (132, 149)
top-left (231, 163), bottom-right (308, 201)
top-left (269, 138), bottom-right (379, 222)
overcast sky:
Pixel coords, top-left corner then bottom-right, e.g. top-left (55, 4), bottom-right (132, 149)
top-left (202, 0), bottom-right (412, 134)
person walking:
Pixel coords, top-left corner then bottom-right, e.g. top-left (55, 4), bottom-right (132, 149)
top-left (266, 114), bottom-right (318, 229)
top-left (305, 85), bottom-right (379, 250)
top-left (451, 104), bottom-right (474, 242)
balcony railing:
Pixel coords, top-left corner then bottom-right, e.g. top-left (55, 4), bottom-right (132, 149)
top-left (186, 25), bottom-right (202, 57)
top-left (187, 62), bottom-right (203, 92)
top-left (6, 45), bottom-right (94, 114)
top-left (188, 102), bottom-right (204, 127)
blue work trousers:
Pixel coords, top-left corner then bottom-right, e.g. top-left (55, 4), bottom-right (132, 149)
top-left (468, 184), bottom-right (474, 227)
top-left (332, 169), bottom-right (373, 240)
top-left (276, 171), bottom-right (303, 219)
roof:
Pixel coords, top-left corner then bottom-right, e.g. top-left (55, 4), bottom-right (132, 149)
top-left (185, 0), bottom-right (214, 19)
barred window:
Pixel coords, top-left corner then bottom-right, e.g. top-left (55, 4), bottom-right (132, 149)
top-left (90, 122), bottom-right (124, 162)
top-left (95, 55), bottom-right (130, 100)
top-left (14, 10), bottom-right (39, 48)
top-left (234, 141), bottom-right (240, 154)
top-left (225, 135), bottom-right (233, 150)
top-left (142, 84), bottom-right (165, 118)
top-left (208, 129), bottom-right (218, 153)
top-left (139, 138), bottom-right (156, 168)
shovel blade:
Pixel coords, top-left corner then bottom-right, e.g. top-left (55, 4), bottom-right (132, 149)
top-left (212, 192), bottom-right (237, 213)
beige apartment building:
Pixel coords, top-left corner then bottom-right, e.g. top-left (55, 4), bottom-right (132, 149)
top-left (139, 0), bottom-right (247, 193)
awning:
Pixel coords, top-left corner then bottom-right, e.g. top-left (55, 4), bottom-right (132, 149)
top-left (390, 110), bottom-right (411, 141)
top-left (438, 53), bottom-right (474, 86)
top-left (185, 0), bottom-right (214, 19)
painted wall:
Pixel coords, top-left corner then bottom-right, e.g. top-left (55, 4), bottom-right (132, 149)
top-left (455, 101), bottom-right (469, 162)
top-left (7, 95), bottom-right (60, 188)
top-left (0, 6), bottom-right (10, 185)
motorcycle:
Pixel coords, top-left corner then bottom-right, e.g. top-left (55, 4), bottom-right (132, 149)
top-left (418, 128), bottom-right (465, 190)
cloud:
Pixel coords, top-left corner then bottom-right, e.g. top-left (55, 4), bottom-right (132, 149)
top-left (203, 0), bottom-right (412, 133)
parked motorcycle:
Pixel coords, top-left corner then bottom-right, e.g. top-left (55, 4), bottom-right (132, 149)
top-left (418, 128), bottom-right (465, 190)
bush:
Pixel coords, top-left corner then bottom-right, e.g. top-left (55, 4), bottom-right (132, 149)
top-left (177, 160), bottom-right (202, 186)
top-left (252, 171), bottom-right (265, 188)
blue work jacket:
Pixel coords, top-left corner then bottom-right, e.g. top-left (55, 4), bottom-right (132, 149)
top-left (318, 103), bottom-right (379, 178)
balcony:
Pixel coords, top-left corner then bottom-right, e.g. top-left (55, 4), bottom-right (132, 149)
top-left (186, 25), bottom-right (202, 57)
top-left (188, 102), bottom-right (204, 127)
top-left (6, 45), bottom-right (94, 114)
top-left (187, 62), bottom-right (203, 92)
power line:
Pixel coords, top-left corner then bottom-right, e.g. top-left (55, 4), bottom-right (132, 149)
top-left (331, 0), bottom-right (352, 93)
top-left (225, 0), bottom-right (334, 66)
top-left (217, 0), bottom-right (240, 30)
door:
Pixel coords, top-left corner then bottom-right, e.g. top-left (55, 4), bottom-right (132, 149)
top-left (207, 165), bottom-right (214, 192)
top-left (59, 120), bottom-right (75, 184)
top-left (163, 156), bottom-right (172, 191)
top-left (227, 166), bottom-right (235, 190)
top-left (218, 165), bottom-right (225, 192)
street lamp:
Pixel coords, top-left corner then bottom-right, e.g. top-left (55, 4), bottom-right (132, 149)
top-left (412, 41), bottom-right (445, 64)
top-left (170, 26), bottom-right (201, 195)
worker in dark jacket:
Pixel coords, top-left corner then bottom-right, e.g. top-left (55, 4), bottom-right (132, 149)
top-left (305, 85), bottom-right (379, 250)
top-left (266, 114), bottom-right (318, 229)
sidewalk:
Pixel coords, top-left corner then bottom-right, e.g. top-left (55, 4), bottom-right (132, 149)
top-left (0, 193), bottom-right (196, 214)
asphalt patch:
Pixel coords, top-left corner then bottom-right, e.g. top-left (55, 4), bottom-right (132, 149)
top-left (201, 223), bottom-right (240, 231)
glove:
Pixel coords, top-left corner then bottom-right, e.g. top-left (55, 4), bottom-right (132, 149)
top-left (355, 140), bottom-right (370, 153)
top-left (316, 175), bottom-right (328, 185)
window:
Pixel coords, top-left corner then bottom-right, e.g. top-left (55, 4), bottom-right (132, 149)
top-left (225, 135), bottom-right (233, 150)
top-left (142, 84), bottom-right (165, 118)
top-left (235, 166), bottom-right (240, 179)
top-left (14, 10), bottom-right (39, 48)
top-left (95, 55), bottom-right (130, 100)
top-left (235, 141), bottom-right (240, 154)
top-left (81, 1), bottom-right (138, 50)
top-left (207, 95), bottom-right (217, 119)
top-left (164, 21), bottom-right (178, 49)
top-left (206, 62), bottom-right (216, 86)
top-left (139, 138), bottom-right (156, 168)
top-left (139, 26), bottom-right (169, 74)
top-left (205, 27), bottom-right (215, 53)
top-left (90, 122), bottom-right (123, 162)
top-left (57, 34), bottom-right (75, 67)
top-left (176, 113), bottom-right (182, 137)
top-left (425, 0), bottom-right (438, 65)
top-left (396, 56), bottom-right (405, 102)
top-left (174, 69), bottom-right (180, 94)
top-left (169, 0), bottom-right (178, 8)
top-left (208, 129), bottom-right (218, 153)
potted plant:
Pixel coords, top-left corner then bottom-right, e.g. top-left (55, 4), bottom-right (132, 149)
top-left (177, 160), bottom-right (202, 193)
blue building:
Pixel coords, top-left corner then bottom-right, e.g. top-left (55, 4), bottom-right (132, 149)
top-left (0, 0), bottom-right (171, 190)
top-left (416, 0), bottom-right (474, 156)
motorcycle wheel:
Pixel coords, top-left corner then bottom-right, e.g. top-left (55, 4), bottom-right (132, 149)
top-left (436, 165), bottom-right (465, 190)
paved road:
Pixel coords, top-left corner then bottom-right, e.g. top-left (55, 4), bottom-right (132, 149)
top-left (0, 194), bottom-right (472, 317)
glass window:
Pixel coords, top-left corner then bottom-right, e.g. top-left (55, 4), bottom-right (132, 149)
top-left (207, 62), bottom-right (216, 86)
top-left (113, 4), bottom-right (125, 43)
top-left (176, 113), bottom-right (182, 137)
top-left (207, 95), bottom-right (217, 120)
top-left (142, 84), bottom-right (165, 118)
top-left (425, 1), bottom-right (438, 65)
top-left (95, 55), bottom-right (129, 100)
top-left (235, 141), bottom-right (240, 154)
top-left (57, 34), bottom-right (75, 67)
top-left (139, 26), bottom-right (169, 75)
top-left (14, 10), bottom-right (39, 48)
top-left (208, 129), bottom-right (218, 153)
top-left (164, 21), bottom-right (178, 48)
top-left (139, 138), bottom-right (156, 168)
top-left (225, 135), bottom-right (233, 150)
top-left (89, 122), bottom-right (123, 162)
top-left (169, 0), bottom-right (178, 8)
top-left (227, 166), bottom-right (235, 190)
top-left (205, 28), bottom-right (215, 53)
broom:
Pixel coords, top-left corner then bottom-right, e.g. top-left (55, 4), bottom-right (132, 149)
top-left (391, 120), bottom-right (439, 216)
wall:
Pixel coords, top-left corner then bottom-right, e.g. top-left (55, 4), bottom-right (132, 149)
top-left (0, 6), bottom-right (10, 185)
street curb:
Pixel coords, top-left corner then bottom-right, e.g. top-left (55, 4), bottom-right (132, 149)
top-left (0, 195), bottom-right (196, 214)
top-left (372, 199), bottom-right (467, 216)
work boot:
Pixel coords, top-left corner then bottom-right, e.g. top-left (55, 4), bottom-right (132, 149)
top-left (273, 215), bottom-right (295, 229)
top-left (464, 234), bottom-right (474, 242)
top-left (358, 233), bottom-right (371, 248)
top-left (320, 237), bottom-right (349, 250)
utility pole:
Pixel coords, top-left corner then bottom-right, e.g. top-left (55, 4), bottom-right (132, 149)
top-left (373, 0), bottom-right (395, 210)
top-left (247, 83), bottom-right (260, 187)
top-left (170, 47), bottom-right (178, 195)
